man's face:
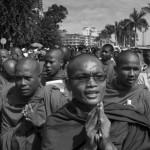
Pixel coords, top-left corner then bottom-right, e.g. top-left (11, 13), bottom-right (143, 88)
top-left (68, 59), bottom-right (106, 106)
top-left (101, 47), bottom-right (112, 61)
top-left (44, 52), bottom-right (62, 77)
top-left (0, 51), bottom-right (9, 62)
top-left (15, 65), bottom-right (39, 97)
top-left (116, 56), bottom-right (140, 87)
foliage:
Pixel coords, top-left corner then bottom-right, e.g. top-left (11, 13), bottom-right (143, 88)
top-left (129, 8), bottom-right (149, 46)
top-left (39, 4), bottom-right (68, 48)
top-left (96, 8), bottom-right (149, 47)
top-left (0, 0), bottom-right (39, 47)
top-left (0, 1), bottom-right (68, 48)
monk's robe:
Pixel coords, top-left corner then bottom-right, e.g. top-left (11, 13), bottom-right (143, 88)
top-left (0, 84), bottom-right (69, 150)
top-left (103, 78), bottom-right (150, 118)
top-left (102, 59), bottom-right (116, 84)
top-left (41, 99), bottom-right (150, 150)
top-left (41, 69), bottom-right (71, 99)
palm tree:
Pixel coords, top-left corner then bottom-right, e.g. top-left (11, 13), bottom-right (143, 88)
top-left (113, 21), bottom-right (120, 45)
top-left (129, 8), bottom-right (149, 47)
top-left (141, 3), bottom-right (150, 13)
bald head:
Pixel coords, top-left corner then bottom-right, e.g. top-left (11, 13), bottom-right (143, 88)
top-left (116, 50), bottom-right (140, 67)
top-left (11, 47), bottom-right (23, 61)
top-left (67, 54), bottom-right (104, 78)
top-left (15, 57), bottom-right (40, 74)
top-left (15, 57), bottom-right (41, 97)
top-left (46, 49), bottom-right (64, 60)
top-left (60, 47), bottom-right (71, 61)
top-left (2, 59), bottom-right (16, 79)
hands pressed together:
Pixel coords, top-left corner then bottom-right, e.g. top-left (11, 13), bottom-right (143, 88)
top-left (83, 102), bottom-right (117, 150)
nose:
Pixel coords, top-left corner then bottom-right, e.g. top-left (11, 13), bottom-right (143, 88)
top-left (46, 62), bottom-right (51, 68)
top-left (129, 70), bottom-right (134, 77)
top-left (20, 78), bottom-right (26, 85)
top-left (86, 77), bottom-right (97, 87)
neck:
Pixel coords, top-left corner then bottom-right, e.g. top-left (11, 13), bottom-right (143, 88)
top-left (115, 78), bottom-right (136, 91)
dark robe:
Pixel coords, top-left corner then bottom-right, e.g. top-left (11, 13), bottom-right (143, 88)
top-left (103, 79), bottom-right (150, 120)
top-left (42, 98), bottom-right (150, 150)
top-left (0, 84), bottom-right (69, 150)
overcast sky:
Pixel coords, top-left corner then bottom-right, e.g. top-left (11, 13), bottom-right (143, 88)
top-left (43, 0), bottom-right (150, 45)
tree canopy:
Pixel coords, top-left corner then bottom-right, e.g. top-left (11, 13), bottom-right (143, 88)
top-left (0, 1), bottom-right (68, 48)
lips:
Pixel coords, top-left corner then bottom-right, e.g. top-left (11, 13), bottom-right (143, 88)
top-left (85, 91), bottom-right (99, 99)
top-left (127, 79), bottom-right (136, 84)
top-left (19, 88), bottom-right (29, 93)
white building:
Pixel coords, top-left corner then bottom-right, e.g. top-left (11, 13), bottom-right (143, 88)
top-left (82, 27), bottom-right (100, 46)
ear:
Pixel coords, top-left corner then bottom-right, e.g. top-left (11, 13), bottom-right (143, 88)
top-left (38, 73), bottom-right (42, 82)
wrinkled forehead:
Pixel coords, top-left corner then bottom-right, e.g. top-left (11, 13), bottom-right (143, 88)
top-left (69, 59), bottom-right (104, 76)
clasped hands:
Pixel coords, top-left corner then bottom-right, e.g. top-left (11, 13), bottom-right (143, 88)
top-left (84, 102), bottom-right (114, 150)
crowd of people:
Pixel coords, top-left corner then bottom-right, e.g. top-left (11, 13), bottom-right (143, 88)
top-left (0, 44), bottom-right (150, 150)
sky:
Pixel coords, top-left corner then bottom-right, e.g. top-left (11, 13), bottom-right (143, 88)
top-left (43, 0), bottom-right (150, 45)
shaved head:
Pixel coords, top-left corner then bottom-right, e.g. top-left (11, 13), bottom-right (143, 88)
top-left (3, 59), bottom-right (16, 78)
top-left (11, 47), bottom-right (23, 61)
top-left (60, 47), bottom-right (71, 61)
top-left (15, 57), bottom-right (41, 97)
top-left (46, 49), bottom-right (64, 60)
top-left (66, 53), bottom-right (106, 106)
top-left (67, 54), bottom-right (104, 78)
top-left (116, 50), bottom-right (140, 67)
top-left (15, 57), bottom-right (40, 74)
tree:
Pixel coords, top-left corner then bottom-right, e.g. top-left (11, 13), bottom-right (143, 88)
top-left (0, 0), bottom-right (40, 47)
top-left (129, 8), bottom-right (149, 47)
top-left (141, 3), bottom-right (150, 13)
top-left (39, 4), bottom-right (68, 48)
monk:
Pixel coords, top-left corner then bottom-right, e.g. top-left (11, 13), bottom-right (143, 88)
top-left (101, 44), bottom-right (116, 84)
top-left (11, 47), bottom-right (24, 61)
top-left (103, 50), bottom-right (150, 149)
top-left (41, 49), bottom-right (69, 95)
top-left (42, 54), bottom-right (116, 150)
top-left (0, 57), bottom-right (69, 150)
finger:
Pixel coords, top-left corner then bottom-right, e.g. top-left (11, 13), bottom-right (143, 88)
top-left (24, 104), bottom-right (28, 112)
top-left (28, 103), bottom-right (33, 113)
top-left (25, 117), bottom-right (32, 122)
top-left (99, 102), bottom-right (104, 122)
top-left (85, 107), bottom-right (96, 128)
top-left (87, 109), bottom-right (98, 132)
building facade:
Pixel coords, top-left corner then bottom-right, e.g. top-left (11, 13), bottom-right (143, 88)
top-left (82, 27), bottom-right (100, 46)
top-left (62, 34), bottom-right (85, 46)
